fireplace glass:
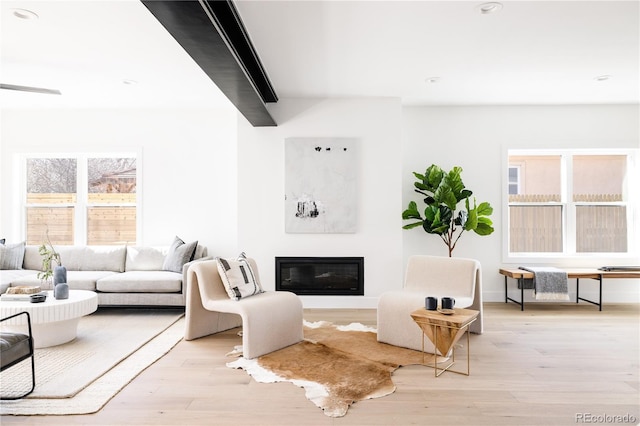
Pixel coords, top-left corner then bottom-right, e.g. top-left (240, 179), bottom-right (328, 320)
top-left (275, 257), bottom-right (364, 296)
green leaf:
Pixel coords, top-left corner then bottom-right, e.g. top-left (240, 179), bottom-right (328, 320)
top-left (474, 218), bottom-right (494, 235)
top-left (464, 208), bottom-right (478, 231)
top-left (402, 201), bottom-right (422, 220)
top-left (424, 204), bottom-right (439, 222)
top-left (414, 182), bottom-right (429, 191)
top-left (438, 205), bottom-right (453, 226)
top-left (477, 216), bottom-right (493, 226)
top-left (425, 165), bottom-right (444, 191)
top-left (422, 205), bottom-right (452, 235)
top-left (446, 167), bottom-right (465, 197)
top-left (433, 177), bottom-right (459, 210)
top-left (413, 172), bottom-right (425, 181)
top-left (477, 201), bottom-right (493, 216)
top-left (402, 210), bottom-right (423, 220)
top-left (460, 189), bottom-right (473, 200)
top-left (462, 198), bottom-right (477, 231)
top-left (454, 210), bottom-right (468, 227)
top-left (422, 206), bottom-right (441, 234)
top-left (403, 222), bottom-right (424, 229)
top-left (423, 220), bottom-right (449, 235)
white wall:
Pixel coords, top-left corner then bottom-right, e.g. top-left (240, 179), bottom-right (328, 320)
top-left (402, 104), bottom-right (640, 303)
top-left (2, 103), bottom-right (637, 306)
top-left (0, 107), bottom-right (240, 254)
top-left (237, 98), bottom-right (403, 308)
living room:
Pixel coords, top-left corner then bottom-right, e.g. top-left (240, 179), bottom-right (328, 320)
top-left (1, 0), bottom-right (638, 424)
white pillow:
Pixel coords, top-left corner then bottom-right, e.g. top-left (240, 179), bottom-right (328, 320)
top-left (216, 253), bottom-right (263, 300)
top-left (126, 246), bottom-right (166, 271)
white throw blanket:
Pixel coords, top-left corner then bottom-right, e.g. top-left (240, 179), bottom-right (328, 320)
top-left (519, 266), bottom-right (569, 301)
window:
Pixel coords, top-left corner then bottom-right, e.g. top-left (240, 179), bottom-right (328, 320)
top-left (507, 150), bottom-right (637, 257)
top-left (507, 165), bottom-right (521, 195)
top-left (24, 155), bottom-right (138, 245)
top-left (26, 158), bottom-right (77, 245)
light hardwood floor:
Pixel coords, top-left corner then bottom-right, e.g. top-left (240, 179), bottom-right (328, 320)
top-left (2, 303), bottom-right (639, 425)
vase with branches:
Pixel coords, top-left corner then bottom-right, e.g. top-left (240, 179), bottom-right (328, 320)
top-left (402, 164), bottom-right (494, 257)
top-left (37, 232), bottom-right (63, 286)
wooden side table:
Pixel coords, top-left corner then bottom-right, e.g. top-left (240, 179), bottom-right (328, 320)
top-left (410, 307), bottom-right (479, 377)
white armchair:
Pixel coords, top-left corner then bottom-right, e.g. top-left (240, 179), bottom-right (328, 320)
top-left (377, 255), bottom-right (483, 353)
top-left (184, 258), bottom-right (304, 359)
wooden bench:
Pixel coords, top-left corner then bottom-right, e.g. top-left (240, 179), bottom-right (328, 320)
top-left (499, 267), bottom-right (640, 311)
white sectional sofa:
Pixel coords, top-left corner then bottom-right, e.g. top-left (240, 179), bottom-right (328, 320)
top-left (0, 241), bottom-right (208, 307)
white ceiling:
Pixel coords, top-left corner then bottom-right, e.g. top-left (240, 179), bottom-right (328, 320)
top-left (0, 0), bottom-right (233, 108)
top-left (1, 0), bottom-right (638, 110)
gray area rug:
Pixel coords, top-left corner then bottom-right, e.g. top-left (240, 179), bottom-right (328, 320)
top-left (0, 308), bottom-right (184, 415)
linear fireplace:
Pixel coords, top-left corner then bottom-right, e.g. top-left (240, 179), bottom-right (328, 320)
top-left (275, 257), bottom-right (364, 296)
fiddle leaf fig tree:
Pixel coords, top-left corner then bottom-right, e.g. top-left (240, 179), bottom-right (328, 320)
top-left (402, 164), bottom-right (494, 257)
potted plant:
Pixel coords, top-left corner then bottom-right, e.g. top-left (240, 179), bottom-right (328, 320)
top-left (402, 164), bottom-right (494, 257)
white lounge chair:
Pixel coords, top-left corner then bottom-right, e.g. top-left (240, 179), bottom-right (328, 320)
top-left (184, 258), bottom-right (303, 359)
top-left (377, 255), bottom-right (483, 354)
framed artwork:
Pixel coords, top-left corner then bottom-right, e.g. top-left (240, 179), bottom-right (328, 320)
top-left (285, 137), bottom-right (357, 233)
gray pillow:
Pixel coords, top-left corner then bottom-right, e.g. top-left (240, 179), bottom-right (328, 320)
top-left (162, 236), bottom-right (198, 273)
top-left (0, 241), bottom-right (26, 270)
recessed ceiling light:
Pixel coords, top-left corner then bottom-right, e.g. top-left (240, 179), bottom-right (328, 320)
top-left (594, 75), bottom-right (612, 82)
top-left (477, 2), bottom-right (503, 15)
top-left (425, 77), bottom-right (441, 84)
top-left (122, 79), bottom-right (138, 85)
top-left (12, 8), bottom-right (39, 20)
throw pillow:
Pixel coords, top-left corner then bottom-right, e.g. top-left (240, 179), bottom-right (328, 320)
top-left (0, 241), bottom-right (26, 270)
top-left (162, 236), bottom-right (198, 273)
top-left (216, 253), bottom-right (264, 300)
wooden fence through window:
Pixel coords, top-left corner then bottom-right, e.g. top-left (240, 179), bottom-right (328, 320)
top-left (509, 193), bottom-right (627, 253)
top-left (26, 193), bottom-right (136, 245)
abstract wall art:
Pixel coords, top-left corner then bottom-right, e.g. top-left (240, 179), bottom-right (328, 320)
top-left (285, 137), bottom-right (357, 233)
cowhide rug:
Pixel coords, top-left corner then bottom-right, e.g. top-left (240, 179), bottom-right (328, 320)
top-left (227, 321), bottom-right (441, 417)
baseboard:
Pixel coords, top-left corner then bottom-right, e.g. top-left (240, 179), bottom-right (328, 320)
top-left (299, 292), bottom-right (640, 309)
top-left (299, 296), bottom-right (379, 309)
top-left (483, 289), bottom-right (640, 304)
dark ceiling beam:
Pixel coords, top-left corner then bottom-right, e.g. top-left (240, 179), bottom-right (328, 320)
top-left (142, 0), bottom-right (277, 127)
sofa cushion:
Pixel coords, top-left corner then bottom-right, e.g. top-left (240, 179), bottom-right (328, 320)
top-left (57, 246), bottom-right (126, 272)
top-left (162, 237), bottom-right (198, 273)
top-left (97, 271), bottom-right (182, 293)
top-left (22, 246), bottom-right (43, 271)
top-left (23, 245), bottom-right (126, 272)
top-left (193, 244), bottom-right (208, 260)
top-left (9, 271), bottom-right (117, 291)
top-left (1, 269), bottom-right (39, 285)
top-left (125, 246), bottom-right (166, 271)
top-left (216, 253), bottom-right (263, 301)
top-left (0, 270), bottom-right (39, 294)
top-left (0, 241), bottom-right (26, 270)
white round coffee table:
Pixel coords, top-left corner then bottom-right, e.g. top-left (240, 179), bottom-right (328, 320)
top-left (0, 290), bottom-right (98, 348)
